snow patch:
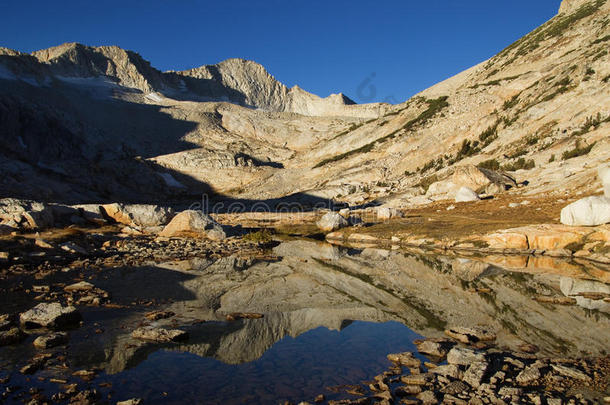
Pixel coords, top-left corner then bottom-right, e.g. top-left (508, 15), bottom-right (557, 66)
top-left (158, 173), bottom-right (186, 188)
top-left (145, 92), bottom-right (163, 102)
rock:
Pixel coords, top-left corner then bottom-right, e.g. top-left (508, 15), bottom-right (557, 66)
top-left (0, 327), bottom-right (25, 346)
top-left (64, 281), bottom-right (94, 292)
top-left (498, 387), bottom-right (522, 397)
top-left (415, 339), bottom-right (456, 358)
top-left (131, 327), bottom-right (189, 343)
top-left (20, 303), bottom-right (82, 329)
top-left (483, 231), bottom-right (529, 250)
top-left (441, 380), bottom-right (469, 395)
top-left (430, 364), bottom-right (463, 379)
top-left (516, 363), bottom-right (544, 385)
top-left (400, 373), bottom-right (433, 386)
top-left (387, 352), bottom-right (421, 368)
top-left (33, 332), bottom-right (69, 349)
top-left (144, 310), bottom-right (175, 321)
top-left (34, 239), bottom-right (55, 249)
top-left (60, 242), bottom-right (88, 255)
top-left (551, 364), bottom-right (592, 382)
top-left (395, 385), bottom-right (422, 396)
top-left (427, 165), bottom-right (516, 200)
top-left (117, 399), bottom-right (142, 405)
top-left (455, 187), bottom-right (480, 203)
top-left (445, 326), bottom-right (496, 343)
top-left (316, 212), bottom-right (349, 232)
top-left (71, 204), bottom-right (106, 225)
top-left (417, 390), bottom-right (438, 405)
top-left (377, 207), bottom-right (403, 220)
top-left (159, 210), bottom-right (226, 240)
top-left (463, 361), bottom-right (488, 388)
top-left (101, 203), bottom-right (175, 227)
top-left (447, 347), bottom-right (486, 366)
top-left (560, 196), bottom-right (610, 226)
top-left (338, 208), bottom-right (351, 219)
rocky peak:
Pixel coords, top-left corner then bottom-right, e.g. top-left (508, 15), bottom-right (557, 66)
top-left (31, 42), bottom-right (164, 92)
top-left (558, 0), bottom-right (603, 14)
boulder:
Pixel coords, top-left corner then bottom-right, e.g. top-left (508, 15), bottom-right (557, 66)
top-left (387, 352), bottom-right (421, 368)
top-left (159, 210), bottom-right (226, 240)
top-left (377, 206), bottom-right (403, 220)
top-left (427, 165), bottom-right (516, 200)
top-left (415, 339), bottom-right (456, 358)
top-left (20, 303), bottom-right (82, 329)
top-left (33, 332), bottom-right (69, 349)
top-left (131, 327), bottom-right (188, 343)
top-left (447, 347), bottom-right (486, 366)
top-left (316, 212), bottom-right (349, 232)
top-left (455, 187), bottom-right (480, 203)
top-left (560, 196), bottom-right (610, 226)
top-left (101, 203), bottom-right (175, 228)
top-left (0, 198), bottom-right (54, 229)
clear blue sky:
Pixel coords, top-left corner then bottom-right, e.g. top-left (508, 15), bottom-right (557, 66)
top-left (0, 0), bottom-right (560, 103)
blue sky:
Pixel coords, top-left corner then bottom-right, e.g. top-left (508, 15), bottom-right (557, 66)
top-left (0, 1), bottom-right (560, 103)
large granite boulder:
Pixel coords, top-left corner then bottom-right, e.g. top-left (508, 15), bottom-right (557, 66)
top-left (316, 212), bottom-right (349, 232)
top-left (159, 210), bottom-right (225, 240)
top-left (101, 203), bottom-right (175, 228)
top-left (455, 187), bottom-right (480, 203)
top-left (426, 165), bottom-right (516, 200)
top-left (560, 196), bottom-right (610, 226)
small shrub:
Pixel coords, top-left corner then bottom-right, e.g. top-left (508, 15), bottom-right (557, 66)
top-left (479, 122), bottom-right (499, 146)
top-left (477, 159), bottom-right (501, 171)
top-left (503, 95), bottom-right (520, 110)
top-left (548, 154), bottom-right (555, 163)
top-left (562, 141), bottom-right (596, 160)
top-left (243, 229), bottom-right (274, 243)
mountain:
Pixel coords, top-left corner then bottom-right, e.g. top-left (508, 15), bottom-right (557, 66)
top-left (2, 42), bottom-right (383, 117)
top-left (0, 0), bottom-right (608, 205)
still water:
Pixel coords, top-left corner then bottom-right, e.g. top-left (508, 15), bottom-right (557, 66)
top-left (1, 239), bottom-right (608, 404)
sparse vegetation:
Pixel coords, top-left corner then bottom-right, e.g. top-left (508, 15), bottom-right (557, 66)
top-left (503, 95), bottom-right (520, 110)
top-left (572, 113), bottom-right (610, 136)
top-left (591, 34), bottom-right (610, 44)
top-left (502, 158), bottom-right (535, 171)
top-left (562, 140), bottom-right (596, 160)
top-left (478, 122), bottom-right (499, 147)
top-left (495, 0), bottom-right (605, 65)
top-left (313, 96), bottom-right (450, 168)
top-left (548, 154), bottom-right (555, 163)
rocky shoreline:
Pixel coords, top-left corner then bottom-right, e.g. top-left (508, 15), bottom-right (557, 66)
top-left (296, 328), bottom-right (610, 405)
